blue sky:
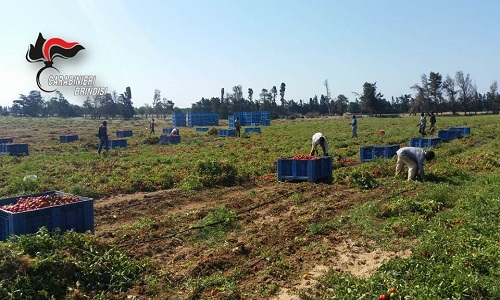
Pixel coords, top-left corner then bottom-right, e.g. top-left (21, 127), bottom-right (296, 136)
top-left (1, 0), bottom-right (499, 109)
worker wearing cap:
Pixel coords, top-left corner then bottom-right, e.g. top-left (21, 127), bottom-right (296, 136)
top-left (395, 147), bottom-right (435, 181)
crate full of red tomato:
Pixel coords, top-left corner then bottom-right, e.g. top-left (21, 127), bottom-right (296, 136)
top-left (0, 191), bottom-right (94, 241)
top-left (277, 155), bottom-right (333, 182)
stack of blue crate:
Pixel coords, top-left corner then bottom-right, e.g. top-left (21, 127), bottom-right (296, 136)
top-left (0, 143), bottom-right (29, 156)
top-left (160, 135), bottom-right (181, 144)
top-left (448, 126), bottom-right (471, 136)
top-left (0, 137), bottom-right (13, 144)
top-left (60, 135), bottom-right (79, 143)
top-left (116, 130), bottom-right (133, 137)
top-left (438, 129), bottom-right (462, 142)
top-left (229, 111), bottom-right (271, 127)
top-left (244, 127), bottom-right (261, 134)
top-left (172, 113), bottom-right (187, 127)
top-left (409, 137), bottom-right (442, 148)
top-left (187, 113), bottom-right (219, 126)
top-left (277, 156), bottom-right (333, 182)
top-left (219, 129), bottom-right (236, 137)
top-left (359, 145), bottom-right (400, 162)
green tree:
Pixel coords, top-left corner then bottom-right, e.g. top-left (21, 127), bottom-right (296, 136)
top-left (359, 82), bottom-right (384, 116)
top-left (271, 86), bottom-right (278, 106)
top-left (392, 94), bottom-right (412, 114)
top-left (486, 81), bottom-right (499, 114)
top-left (324, 79), bottom-right (332, 114)
top-left (428, 72), bottom-right (443, 113)
top-left (248, 88), bottom-right (253, 103)
top-left (83, 96), bottom-right (96, 118)
top-left (334, 94), bottom-right (349, 115)
top-left (13, 90), bottom-right (44, 117)
top-left (443, 75), bottom-right (459, 115)
top-left (455, 71), bottom-right (474, 115)
top-left (96, 93), bottom-right (116, 118)
top-left (118, 86), bottom-right (134, 119)
top-left (153, 89), bottom-right (162, 118)
top-left (260, 88), bottom-right (271, 110)
top-left (46, 91), bottom-right (73, 117)
top-left (411, 74), bottom-right (431, 113)
top-left (279, 83), bottom-right (286, 107)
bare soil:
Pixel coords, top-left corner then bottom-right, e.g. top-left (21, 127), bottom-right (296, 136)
top-left (93, 178), bottom-right (410, 299)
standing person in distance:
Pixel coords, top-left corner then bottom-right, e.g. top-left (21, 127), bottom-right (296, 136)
top-left (150, 118), bottom-right (156, 134)
top-left (395, 147), bottom-right (435, 182)
top-left (235, 117), bottom-right (241, 138)
top-left (429, 112), bottom-right (436, 134)
top-left (351, 115), bottom-right (358, 138)
top-left (309, 132), bottom-right (329, 156)
top-left (97, 120), bottom-right (109, 155)
top-left (418, 112), bottom-right (427, 136)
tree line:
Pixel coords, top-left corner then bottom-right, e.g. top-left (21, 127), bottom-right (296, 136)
top-left (2, 71), bottom-right (499, 119)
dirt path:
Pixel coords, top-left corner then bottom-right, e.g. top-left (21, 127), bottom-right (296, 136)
top-left (93, 180), bottom-right (410, 299)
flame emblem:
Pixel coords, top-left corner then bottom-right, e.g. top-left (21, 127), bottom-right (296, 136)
top-left (26, 33), bottom-right (85, 92)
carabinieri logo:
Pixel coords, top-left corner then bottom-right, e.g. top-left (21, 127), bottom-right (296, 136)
top-left (26, 33), bottom-right (85, 92)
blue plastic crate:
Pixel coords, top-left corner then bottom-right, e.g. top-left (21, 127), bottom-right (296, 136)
top-left (116, 130), bottom-right (133, 137)
top-left (196, 127), bottom-right (209, 132)
top-left (0, 143), bottom-right (29, 156)
top-left (172, 113), bottom-right (187, 127)
top-left (0, 137), bottom-right (13, 144)
top-left (409, 137), bottom-right (442, 148)
top-left (0, 191), bottom-right (94, 241)
top-left (359, 145), bottom-right (400, 162)
top-left (162, 128), bottom-right (173, 134)
top-left (219, 129), bottom-right (236, 137)
top-left (187, 113), bottom-right (219, 126)
top-left (109, 139), bottom-right (127, 149)
top-left (448, 126), bottom-right (471, 136)
top-left (277, 156), bottom-right (333, 182)
top-left (60, 135), bottom-right (79, 143)
top-left (232, 111), bottom-right (271, 126)
top-left (260, 119), bottom-right (271, 126)
top-left (438, 129), bottom-right (462, 142)
top-left (244, 127), bottom-right (261, 134)
top-left (159, 135), bottom-right (181, 144)
top-left (228, 116), bottom-right (235, 128)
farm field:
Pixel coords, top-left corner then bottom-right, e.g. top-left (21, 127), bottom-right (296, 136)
top-left (0, 114), bottom-right (499, 299)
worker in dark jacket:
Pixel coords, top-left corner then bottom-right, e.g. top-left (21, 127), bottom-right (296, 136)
top-left (97, 121), bottom-right (109, 155)
top-left (235, 117), bottom-right (241, 137)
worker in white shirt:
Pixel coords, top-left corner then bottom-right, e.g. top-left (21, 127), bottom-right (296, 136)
top-left (309, 132), bottom-right (329, 156)
top-left (395, 147), bottom-right (435, 181)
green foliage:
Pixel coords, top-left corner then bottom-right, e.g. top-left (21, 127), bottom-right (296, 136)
top-left (194, 206), bottom-right (239, 243)
top-left (208, 127), bottom-right (219, 136)
top-left (317, 171), bottom-right (500, 299)
top-left (0, 228), bottom-right (150, 299)
top-left (143, 136), bottom-right (159, 144)
top-left (196, 159), bottom-right (238, 187)
top-left (348, 170), bottom-right (379, 189)
top-left (1, 115), bottom-right (500, 299)
top-left (184, 272), bottom-right (239, 299)
top-left (308, 221), bottom-right (336, 235)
